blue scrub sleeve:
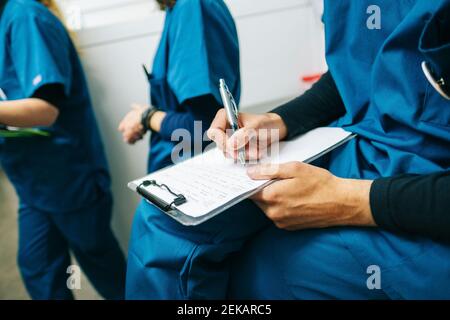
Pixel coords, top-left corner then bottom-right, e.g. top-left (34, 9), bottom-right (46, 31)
top-left (10, 12), bottom-right (73, 100)
top-left (159, 94), bottom-right (220, 142)
top-left (166, 0), bottom-right (240, 105)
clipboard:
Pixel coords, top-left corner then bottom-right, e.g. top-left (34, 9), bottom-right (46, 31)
top-left (128, 127), bottom-right (356, 226)
top-left (0, 126), bottom-right (51, 138)
top-left (132, 170), bottom-right (271, 226)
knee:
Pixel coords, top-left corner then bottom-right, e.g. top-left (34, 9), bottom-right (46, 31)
top-left (17, 248), bottom-right (47, 280)
top-left (17, 249), bottom-right (32, 274)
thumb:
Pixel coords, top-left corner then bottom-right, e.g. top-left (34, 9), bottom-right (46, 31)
top-left (247, 162), bottom-right (302, 180)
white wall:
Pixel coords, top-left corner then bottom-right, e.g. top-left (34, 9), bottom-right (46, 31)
top-left (57, 0), bottom-right (160, 29)
top-left (72, 0), bottom-right (326, 250)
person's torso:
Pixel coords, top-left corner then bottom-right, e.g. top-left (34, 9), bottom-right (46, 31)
top-left (323, 1), bottom-right (450, 298)
top-left (324, 0), bottom-right (450, 179)
top-left (148, 0), bottom-right (240, 173)
top-left (0, 0), bottom-right (110, 212)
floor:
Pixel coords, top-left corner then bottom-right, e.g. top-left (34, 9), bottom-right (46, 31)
top-left (0, 170), bottom-right (101, 300)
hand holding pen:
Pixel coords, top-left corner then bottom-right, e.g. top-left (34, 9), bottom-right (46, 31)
top-left (218, 79), bottom-right (246, 164)
top-left (207, 93), bottom-right (288, 162)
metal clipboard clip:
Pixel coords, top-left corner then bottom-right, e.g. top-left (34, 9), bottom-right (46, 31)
top-left (136, 180), bottom-right (187, 213)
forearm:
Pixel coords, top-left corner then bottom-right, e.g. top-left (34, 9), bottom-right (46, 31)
top-left (370, 172), bottom-right (450, 243)
top-left (0, 98), bottom-right (59, 127)
top-left (149, 110), bottom-right (166, 133)
top-left (336, 178), bottom-right (376, 227)
top-left (337, 171), bottom-right (450, 243)
top-left (271, 71), bottom-right (346, 140)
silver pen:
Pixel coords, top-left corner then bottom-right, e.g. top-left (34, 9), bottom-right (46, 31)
top-left (219, 79), bottom-right (246, 164)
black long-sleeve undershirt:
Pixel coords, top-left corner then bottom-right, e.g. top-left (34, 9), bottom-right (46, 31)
top-left (272, 72), bottom-right (346, 139)
top-left (271, 72), bottom-right (450, 243)
top-left (32, 84), bottom-right (66, 108)
top-left (371, 172), bottom-right (450, 243)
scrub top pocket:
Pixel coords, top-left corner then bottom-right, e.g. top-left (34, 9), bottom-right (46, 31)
top-left (418, 7), bottom-right (450, 127)
top-left (420, 82), bottom-right (450, 127)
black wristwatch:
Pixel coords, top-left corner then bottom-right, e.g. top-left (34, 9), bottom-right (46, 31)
top-left (141, 106), bottom-right (159, 133)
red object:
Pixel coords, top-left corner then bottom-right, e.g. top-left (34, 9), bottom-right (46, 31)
top-left (301, 73), bottom-right (323, 84)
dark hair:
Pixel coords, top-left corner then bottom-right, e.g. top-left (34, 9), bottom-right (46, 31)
top-left (156, 0), bottom-right (177, 10)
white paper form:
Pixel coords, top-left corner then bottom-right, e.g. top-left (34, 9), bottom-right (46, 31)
top-left (129, 127), bottom-right (354, 218)
top-left (130, 149), bottom-right (264, 217)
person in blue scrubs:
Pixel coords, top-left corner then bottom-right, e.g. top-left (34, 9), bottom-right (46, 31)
top-left (0, 0), bottom-right (126, 299)
top-left (208, 0), bottom-right (450, 299)
top-left (120, 0), bottom-right (271, 300)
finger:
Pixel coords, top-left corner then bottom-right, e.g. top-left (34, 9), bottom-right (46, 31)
top-left (207, 109), bottom-right (228, 136)
top-left (227, 127), bottom-right (257, 152)
top-left (208, 109), bottom-right (232, 148)
top-left (132, 128), bottom-right (144, 139)
top-left (247, 162), bottom-right (303, 180)
top-left (135, 124), bottom-right (144, 135)
top-left (118, 121), bottom-right (125, 132)
top-left (124, 130), bottom-right (139, 143)
top-left (130, 134), bottom-right (141, 143)
top-left (250, 190), bottom-right (265, 202)
top-left (246, 143), bottom-right (267, 161)
top-left (227, 148), bottom-right (260, 162)
top-left (124, 134), bottom-right (133, 144)
top-left (208, 128), bottom-right (228, 151)
top-left (250, 179), bottom-right (288, 202)
top-left (129, 136), bottom-right (140, 145)
top-left (223, 148), bottom-right (236, 160)
top-left (225, 143), bottom-right (265, 161)
top-left (251, 197), bottom-right (270, 213)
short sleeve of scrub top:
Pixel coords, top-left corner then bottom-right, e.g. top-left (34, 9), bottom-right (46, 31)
top-left (9, 11), bottom-right (72, 101)
top-left (166, 0), bottom-right (240, 105)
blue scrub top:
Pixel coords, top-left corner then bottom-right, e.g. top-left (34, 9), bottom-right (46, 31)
top-left (147, 0), bottom-right (240, 173)
top-left (0, 0), bottom-right (110, 213)
top-left (325, 0), bottom-right (450, 179)
top-left (323, 0), bottom-right (450, 297)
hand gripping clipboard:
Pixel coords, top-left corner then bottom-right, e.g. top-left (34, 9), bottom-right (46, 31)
top-left (128, 127), bottom-right (356, 226)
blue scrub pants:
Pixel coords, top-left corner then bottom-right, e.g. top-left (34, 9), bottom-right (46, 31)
top-left (229, 226), bottom-right (450, 299)
top-left (18, 193), bottom-right (126, 300)
top-left (228, 226), bottom-right (389, 300)
top-left (126, 199), bottom-right (270, 299)
top-left (127, 201), bottom-right (450, 299)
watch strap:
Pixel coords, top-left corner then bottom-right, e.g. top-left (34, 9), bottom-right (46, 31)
top-left (141, 107), bottom-right (158, 132)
